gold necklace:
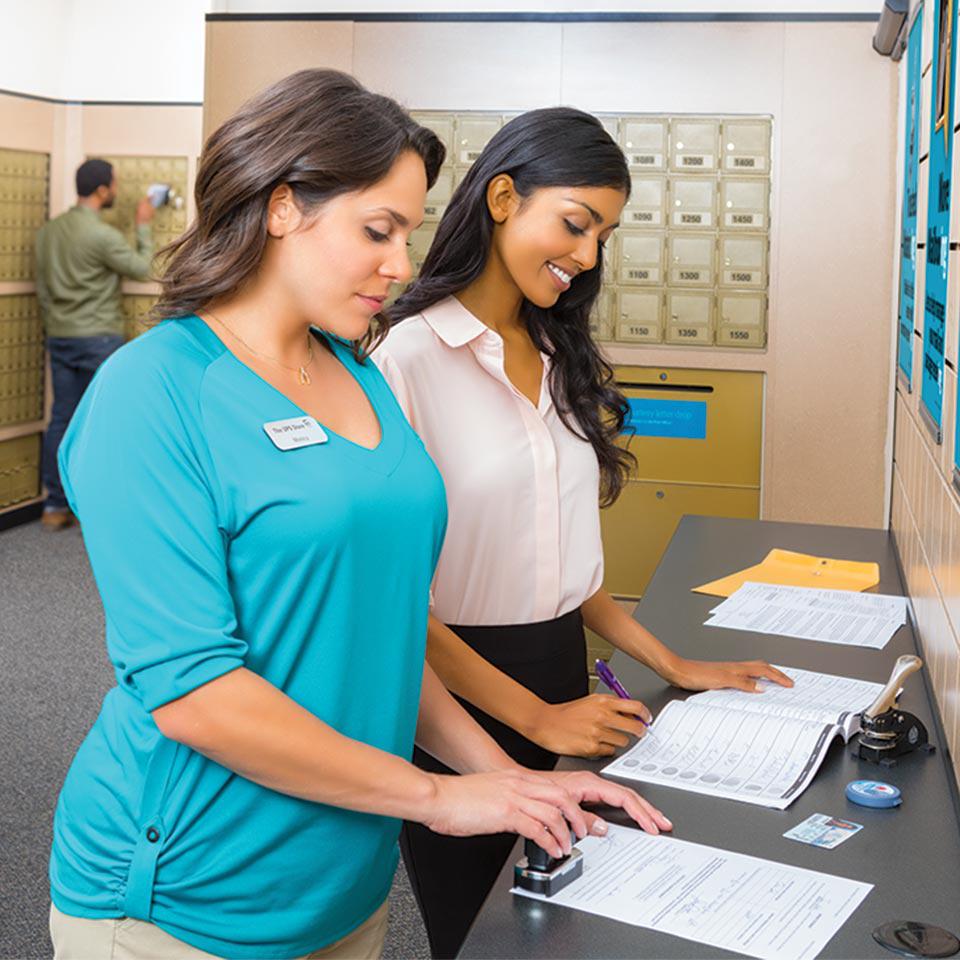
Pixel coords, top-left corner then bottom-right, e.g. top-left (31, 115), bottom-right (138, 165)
top-left (207, 312), bottom-right (315, 386)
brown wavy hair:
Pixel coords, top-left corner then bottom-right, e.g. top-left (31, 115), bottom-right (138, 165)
top-left (153, 69), bottom-right (444, 322)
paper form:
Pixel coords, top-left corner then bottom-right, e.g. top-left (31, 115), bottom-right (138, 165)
top-left (513, 824), bottom-right (872, 960)
top-left (604, 700), bottom-right (834, 808)
top-left (690, 666), bottom-right (884, 734)
top-left (704, 582), bottom-right (907, 649)
top-left (602, 667), bottom-right (883, 807)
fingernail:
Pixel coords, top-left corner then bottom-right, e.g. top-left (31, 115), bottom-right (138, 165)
top-left (590, 818), bottom-right (608, 836)
top-left (662, 817), bottom-right (673, 828)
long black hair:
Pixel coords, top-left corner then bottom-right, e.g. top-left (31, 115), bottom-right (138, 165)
top-left (380, 106), bottom-right (635, 507)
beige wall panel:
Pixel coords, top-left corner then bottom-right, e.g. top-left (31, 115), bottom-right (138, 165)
top-left (352, 22), bottom-right (562, 110)
top-left (943, 637), bottom-right (960, 770)
top-left (947, 493), bottom-right (960, 633)
top-left (0, 93), bottom-right (56, 152)
top-left (768, 24), bottom-right (896, 526)
top-left (203, 20), bottom-right (355, 139)
top-left (560, 22), bottom-right (784, 114)
top-left (83, 105), bottom-right (202, 158)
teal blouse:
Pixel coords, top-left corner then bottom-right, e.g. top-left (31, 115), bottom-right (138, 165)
top-left (49, 315), bottom-right (447, 959)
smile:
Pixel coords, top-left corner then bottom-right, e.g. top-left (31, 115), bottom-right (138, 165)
top-left (547, 262), bottom-right (573, 286)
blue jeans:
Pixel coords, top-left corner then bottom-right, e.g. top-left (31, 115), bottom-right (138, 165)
top-left (43, 335), bottom-right (125, 510)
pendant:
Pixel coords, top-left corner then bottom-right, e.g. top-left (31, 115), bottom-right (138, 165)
top-left (299, 366), bottom-right (311, 386)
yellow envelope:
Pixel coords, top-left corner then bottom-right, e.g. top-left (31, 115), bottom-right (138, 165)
top-left (692, 548), bottom-right (880, 597)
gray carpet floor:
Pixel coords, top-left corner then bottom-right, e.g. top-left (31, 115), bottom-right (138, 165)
top-left (0, 518), bottom-right (430, 960)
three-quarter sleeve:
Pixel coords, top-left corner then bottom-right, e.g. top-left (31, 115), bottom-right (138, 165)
top-left (59, 351), bottom-right (246, 712)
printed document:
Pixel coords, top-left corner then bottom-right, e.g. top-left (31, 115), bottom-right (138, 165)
top-left (602, 667), bottom-right (883, 808)
top-left (704, 582), bottom-right (907, 649)
top-left (513, 824), bottom-right (872, 960)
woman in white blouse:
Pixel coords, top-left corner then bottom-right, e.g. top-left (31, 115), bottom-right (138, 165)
top-left (373, 107), bottom-right (791, 959)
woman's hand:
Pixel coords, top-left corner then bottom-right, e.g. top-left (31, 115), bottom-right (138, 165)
top-left (661, 657), bottom-right (793, 693)
top-left (539, 770), bottom-right (672, 837)
top-left (423, 768), bottom-right (603, 858)
top-left (528, 694), bottom-right (652, 758)
top-left (423, 767), bottom-right (672, 858)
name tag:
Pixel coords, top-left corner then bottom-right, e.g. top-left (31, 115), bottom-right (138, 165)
top-left (263, 416), bottom-right (328, 451)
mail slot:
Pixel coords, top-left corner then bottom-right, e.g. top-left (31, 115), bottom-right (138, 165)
top-left (624, 176), bottom-right (667, 227)
top-left (615, 289), bottom-right (663, 342)
top-left (621, 118), bottom-right (668, 172)
top-left (717, 292), bottom-right (767, 348)
top-left (721, 118), bottom-right (772, 174)
top-left (665, 290), bottom-right (714, 345)
top-left (670, 118), bottom-right (719, 173)
top-left (617, 233), bottom-right (664, 285)
top-left (719, 235), bottom-right (767, 288)
top-left (455, 116), bottom-right (502, 166)
top-left (720, 178), bottom-right (770, 230)
top-left (670, 177), bottom-right (717, 229)
top-left (668, 234), bottom-right (715, 287)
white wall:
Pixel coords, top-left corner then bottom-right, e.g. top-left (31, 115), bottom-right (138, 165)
top-left (1, 0), bottom-right (70, 100)
top-left (214, 1), bottom-right (882, 12)
top-left (1, 0), bottom-right (210, 103)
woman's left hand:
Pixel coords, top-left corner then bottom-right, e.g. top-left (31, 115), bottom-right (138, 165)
top-left (661, 657), bottom-right (793, 693)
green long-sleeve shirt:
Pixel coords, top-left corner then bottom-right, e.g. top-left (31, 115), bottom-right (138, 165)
top-left (35, 205), bottom-right (153, 338)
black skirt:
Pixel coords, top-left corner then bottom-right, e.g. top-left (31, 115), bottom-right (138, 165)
top-left (400, 608), bottom-right (589, 959)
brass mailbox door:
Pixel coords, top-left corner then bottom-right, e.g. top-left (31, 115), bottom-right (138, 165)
top-left (600, 482), bottom-right (761, 599)
top-left (599, 367), bottom-right (764, 599)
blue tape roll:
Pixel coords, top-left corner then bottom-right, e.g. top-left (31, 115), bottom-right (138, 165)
top-left (846, 780), bottom-right (903, 808)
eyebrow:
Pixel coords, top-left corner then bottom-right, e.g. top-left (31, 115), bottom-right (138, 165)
top-left (369, 206), bottom-right (409, 227)
top-left (565, 198), bottom-right (619, 230)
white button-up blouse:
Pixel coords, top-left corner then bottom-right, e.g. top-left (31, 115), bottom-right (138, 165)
top-left (374, 296), bottom-right (604, 627)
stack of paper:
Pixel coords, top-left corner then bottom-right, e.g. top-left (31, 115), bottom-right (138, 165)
top-left (513, 823), bottom-right (872, 960)
top-left (704, 582), bottom-right (907, 649)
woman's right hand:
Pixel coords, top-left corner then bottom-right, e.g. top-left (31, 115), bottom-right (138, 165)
top-left (423, 768), bottom-right (606, 858)
top-left (528, 694), bottom-right (652, 758)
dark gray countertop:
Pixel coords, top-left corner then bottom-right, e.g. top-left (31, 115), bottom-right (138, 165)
top-left (459, 516), bottom-right (960, 959)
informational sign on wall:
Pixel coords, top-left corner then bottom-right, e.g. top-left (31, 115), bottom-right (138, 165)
top-left (624, 398), bottom-right (708, 440)
top-left (922, 0), bottom-right (958, 441)
top-left (898, 10), bottom-right (923, 390)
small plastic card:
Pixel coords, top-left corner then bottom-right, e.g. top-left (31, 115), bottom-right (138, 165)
top-left (783, 814), bottom-right (863, 850)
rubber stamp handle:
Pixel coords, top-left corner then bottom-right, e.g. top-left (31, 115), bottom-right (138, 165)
top-left (863, 654), bottom-right (923, 719)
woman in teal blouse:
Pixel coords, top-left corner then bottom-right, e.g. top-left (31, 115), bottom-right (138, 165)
top-left (47, 70), bottom-right (671, 960)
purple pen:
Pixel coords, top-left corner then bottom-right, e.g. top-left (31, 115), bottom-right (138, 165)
top-left (595, 659), bottom-right (652, 728)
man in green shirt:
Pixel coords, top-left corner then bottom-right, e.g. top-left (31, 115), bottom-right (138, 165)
top-left (35, 159), bottom-right (155, 530)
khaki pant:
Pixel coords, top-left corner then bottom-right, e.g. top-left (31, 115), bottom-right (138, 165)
top-left (49, 901), bottom-right (389, 960)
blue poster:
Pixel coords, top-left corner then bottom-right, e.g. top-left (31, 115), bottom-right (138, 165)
top-left (624, 398), bottom-right (707, 440)
top-left (899, 11), bottom-right (923, 389)
top-left (922, 0), bottom-right (958, 442)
